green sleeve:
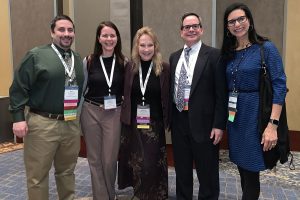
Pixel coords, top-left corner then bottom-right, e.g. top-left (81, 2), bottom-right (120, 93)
top-left (9, 51), bottom-right (37, 122)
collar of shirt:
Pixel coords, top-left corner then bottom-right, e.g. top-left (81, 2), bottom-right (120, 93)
top-left (183, 40), bottom-right (202, 59)
top-left (174, 40), bottom-right (202, 101)
top-left (181, 40), bottom-right (202, 82)
top-left (52, 43), bottom-right (71, 57)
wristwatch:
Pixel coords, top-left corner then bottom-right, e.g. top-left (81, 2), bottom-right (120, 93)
top-left (269, 119), bottom-right (279, 126)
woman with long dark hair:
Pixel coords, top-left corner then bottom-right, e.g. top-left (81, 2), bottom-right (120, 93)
top-left (80, 21), bottom-right (125, 200)
top-left (221, 3), bottom-right (287, 199)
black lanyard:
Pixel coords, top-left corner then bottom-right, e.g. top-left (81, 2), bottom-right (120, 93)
top-left (230, 50), bottom-right (247, 92)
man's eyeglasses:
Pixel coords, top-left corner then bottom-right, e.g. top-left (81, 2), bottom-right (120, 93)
top-left (181, 24), bottom-right (202, 31)
top-left (227, 16), bottom-right (247, 27)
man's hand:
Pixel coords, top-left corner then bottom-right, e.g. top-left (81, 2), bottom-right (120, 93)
top-left (210, 128), bottom-right (223, 145)
top-left (13, 121), bottom-right (28, 138)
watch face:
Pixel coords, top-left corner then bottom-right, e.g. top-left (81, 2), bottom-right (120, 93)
top-left (270, 119), bottom-right (279, 125)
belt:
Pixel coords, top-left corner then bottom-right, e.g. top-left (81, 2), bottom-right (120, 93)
top-left (229, 90), bottom-right (259, 93)
top-left (30, 108), bottom-right (64, 120)
top-left (84, 98), bottom-right (122, 108)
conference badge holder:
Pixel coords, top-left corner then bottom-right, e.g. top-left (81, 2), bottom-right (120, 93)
top-left (64, 86), bottom-right (79, 121)
top-left (228, 92), bottom-right (238, 122)
top-left (136, 104), bottom-right (150, 129)
top-left (183, 85), bottom-right (191, 111)
top-left (104, 95), bottom-right (117, 110)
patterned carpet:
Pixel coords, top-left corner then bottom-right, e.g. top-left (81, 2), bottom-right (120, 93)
top-left (0, 143), bottom-right (298, 200)
top-left (0, 142), bottom-right (23, 154)
top-left (0, 144), bottom-right (298, 189)
top-left (219, 150), bottom-right (299, 191)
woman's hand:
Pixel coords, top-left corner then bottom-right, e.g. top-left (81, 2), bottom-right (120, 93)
top-left (261, 104), bottom-right (282, 151)
top-left (261, 123), bottom-right (278, 151)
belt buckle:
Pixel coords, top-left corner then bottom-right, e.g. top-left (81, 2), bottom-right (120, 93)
top-left (49, 113), bottom-right (62, 120)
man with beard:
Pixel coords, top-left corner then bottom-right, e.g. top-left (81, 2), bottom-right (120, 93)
top-left (9, 15), bottom-right (84, 200)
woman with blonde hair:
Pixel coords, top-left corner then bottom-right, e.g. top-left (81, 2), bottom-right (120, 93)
top-left (118, 26), bottom-right (170, 200)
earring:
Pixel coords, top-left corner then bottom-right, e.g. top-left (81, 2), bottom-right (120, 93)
top-left (226, 31), bottom-right (232, 37)
top-left (249, 25), bottom-right (253, 31)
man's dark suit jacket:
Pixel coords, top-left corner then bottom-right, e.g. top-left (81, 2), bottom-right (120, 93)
top-left (121, 61), bottom-right (170, 128)
top-left (169, 43), bottom-right (228, 142)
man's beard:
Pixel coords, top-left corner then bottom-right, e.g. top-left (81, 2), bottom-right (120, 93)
top-left (60, 37), bottom-right (73, 49)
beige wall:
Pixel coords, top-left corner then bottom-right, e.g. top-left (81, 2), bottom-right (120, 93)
top-left (110, 0), bottom-right (131, 57)
top-left (143, 0), bottom-right (213, 62)
top-left (73, 0), bottom-right (131, 58)
top-left (285, 0), bottom-right (300, 130)
top-left (73, 0), bottom-right (110, 58)
top-left (0, 0), bottom-right (13, 96)
top-left (10, 0), bottom-right (54, 71)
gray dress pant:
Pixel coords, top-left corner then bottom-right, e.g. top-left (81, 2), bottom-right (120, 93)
top-left (80, 102), bottom-right (121, 200)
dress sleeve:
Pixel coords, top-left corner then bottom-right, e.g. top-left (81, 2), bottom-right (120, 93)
top-left (264, 41), bottom-right (287, 104)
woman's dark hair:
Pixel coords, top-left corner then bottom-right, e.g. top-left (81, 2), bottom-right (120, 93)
top-left (92, 21), bottom-right (125, 65)
top-left (221, 2), bottom-right (268, 61)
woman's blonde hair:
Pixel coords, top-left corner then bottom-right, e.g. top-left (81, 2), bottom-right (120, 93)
top-left (131, 26), bottom-right (163, 76)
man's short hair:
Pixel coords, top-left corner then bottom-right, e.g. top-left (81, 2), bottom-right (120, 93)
top-left (50, 15), bottom-right (75, 33)
top-left (180, 12), bottom-right (202, 30)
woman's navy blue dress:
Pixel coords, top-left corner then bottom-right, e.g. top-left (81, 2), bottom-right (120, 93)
top-left (226, 41), bottom-right (286, 172)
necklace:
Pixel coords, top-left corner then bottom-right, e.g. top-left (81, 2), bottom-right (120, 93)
top-left (237, 42), bottom-right (251, 50)
top-left (244, 42), bottom-right (251, 48)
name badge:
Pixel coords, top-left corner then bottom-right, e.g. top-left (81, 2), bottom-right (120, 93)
top-left (228, 92), bottom-right (238, 122)
top-left (64, 86), bottom-right (79, 121)
top-left (183, 85), bottom-right (191, 111)
top-left (136, 104), bottom-right (150, 129)
top-left (104, 95), bottom-right (117, 110)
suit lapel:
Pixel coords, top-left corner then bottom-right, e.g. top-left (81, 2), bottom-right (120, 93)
top-left (190, 44), bottom-right (209, 96)
top-left (171, 51), bottom-right (182, 76)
